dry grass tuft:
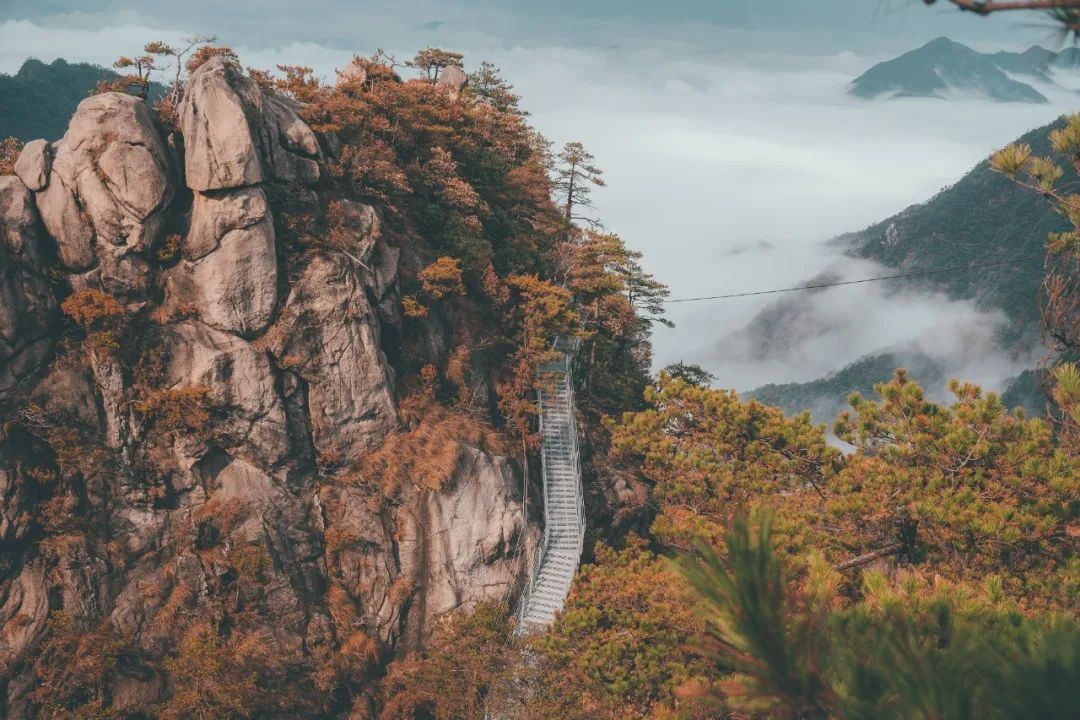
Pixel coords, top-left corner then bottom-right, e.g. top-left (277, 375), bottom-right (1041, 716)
top-left (355, 396), bottom-right (506, 498)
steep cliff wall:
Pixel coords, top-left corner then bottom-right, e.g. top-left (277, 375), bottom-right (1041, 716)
top-left (0, 56), bottom-right (536, 718)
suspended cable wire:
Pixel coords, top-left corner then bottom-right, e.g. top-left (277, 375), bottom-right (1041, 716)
top-left (664, 253), bottom-right (1044, 303)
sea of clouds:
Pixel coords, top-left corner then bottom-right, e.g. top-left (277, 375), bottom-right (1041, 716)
top-left (2, 4), bottom-right (1077, 400)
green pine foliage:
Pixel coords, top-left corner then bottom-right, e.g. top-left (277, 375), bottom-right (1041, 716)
top-left (677, 514), bottom-right (1080, 719)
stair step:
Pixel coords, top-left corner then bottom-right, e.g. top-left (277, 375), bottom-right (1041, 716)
top-left (534, 572), bottom-right (572, 585)
top-left (531, 588), bottom-right (570, 604)
top-left (527, 597), bottom-right (565, 613)
top-left (539, 562), bottom-right (578, 575)
top-left (531, 590), bottom-right (570, 603)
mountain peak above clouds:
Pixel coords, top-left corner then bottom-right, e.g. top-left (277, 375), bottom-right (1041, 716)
top-left (850, 37), bottom-right (1061, 103)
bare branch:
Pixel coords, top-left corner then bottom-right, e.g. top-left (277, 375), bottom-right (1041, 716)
top-left (834, 543), bottom-right (903, 571)
top-left (931, 0), bottom-right (1080, 14)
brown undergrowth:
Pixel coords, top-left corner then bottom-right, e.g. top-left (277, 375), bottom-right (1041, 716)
top-left (353, 392), bottom-right (508, 500)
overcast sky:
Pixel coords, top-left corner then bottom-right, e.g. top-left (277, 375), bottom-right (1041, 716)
top-left (0, 0), bottom-right (1065, 56)
top-left (2, 1), bottom-right (1077, 396)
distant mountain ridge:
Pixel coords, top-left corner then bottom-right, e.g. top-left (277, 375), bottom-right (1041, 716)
top-left (750, 350), bottom-right (945, 419)
top-left (850, 37), bottom-right (1079, 103)
top-left (0, 58), bottom-right (165, 142)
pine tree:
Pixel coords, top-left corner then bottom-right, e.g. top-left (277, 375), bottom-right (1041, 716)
top-left (406, 47), bottom-right (465, 82)
top-left (554, 141), bottom-right (606, 225)
top-left (467, 61), bottom-right (523, 114)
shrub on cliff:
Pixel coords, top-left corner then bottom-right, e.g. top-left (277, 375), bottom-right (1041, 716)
top-left (0, 136), bottom-right (21, 174)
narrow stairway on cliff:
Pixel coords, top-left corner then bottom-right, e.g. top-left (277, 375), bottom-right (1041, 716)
top-left (515, 337), bottom-right (585, 634)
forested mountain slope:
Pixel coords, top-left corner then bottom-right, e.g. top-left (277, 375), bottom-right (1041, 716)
top-left (838, 117), bottom-right (1070, 346)
top-left (0, 58), bottom-right (165, 141)
top-left (747, 118), bottom-right (1069, 420)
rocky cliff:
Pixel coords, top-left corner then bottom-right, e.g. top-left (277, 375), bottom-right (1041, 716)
top-left (0, 56), bottom-right (536, 717)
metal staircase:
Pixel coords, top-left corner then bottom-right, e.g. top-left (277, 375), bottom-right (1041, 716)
top-left (515, 336), bottom-right (585, 635)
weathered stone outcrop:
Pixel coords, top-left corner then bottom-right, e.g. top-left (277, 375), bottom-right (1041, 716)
top-left (183, 185), bottom-right (270, 261)
top-left (13, 139), bottom-right (51, 192)
top-left (436, 65), bottom-right (468, 99)
top-left (179, 56), bottom-right (321, 191)
top-left (30, 93), bottom-right (174, 298)
top-left (266, 200), bottom-right (399, 459)
top-left (0, 556), bottom-right (49, 704)
top-left (0, 177), bottom-right (56, 407)
top-left (268, 252), bottom-right (398, 459)
top-left (327, 447), bottom-right (532, 647)
top-left (165, 320), bottom-right (289, 468)
top-left (170, 55), bottom-right (331, 335)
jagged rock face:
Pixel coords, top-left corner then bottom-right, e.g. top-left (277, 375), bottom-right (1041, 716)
top-left (397, 448), bottom-right (532, 635)
top-left (0, 177), bottom-right (56, 408)
top-left (182, 186), bottom-right (270, 261)
top-left (269, 251), bottom-right (398, 460)
top-left (170, 54), bottom-right (331, 334)
top-left (165, 320), bottom-right (290, 468)
top-left (0, 52), bottom-right (534, 718)
top-left (266, 201), bottom-right (398, 460)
